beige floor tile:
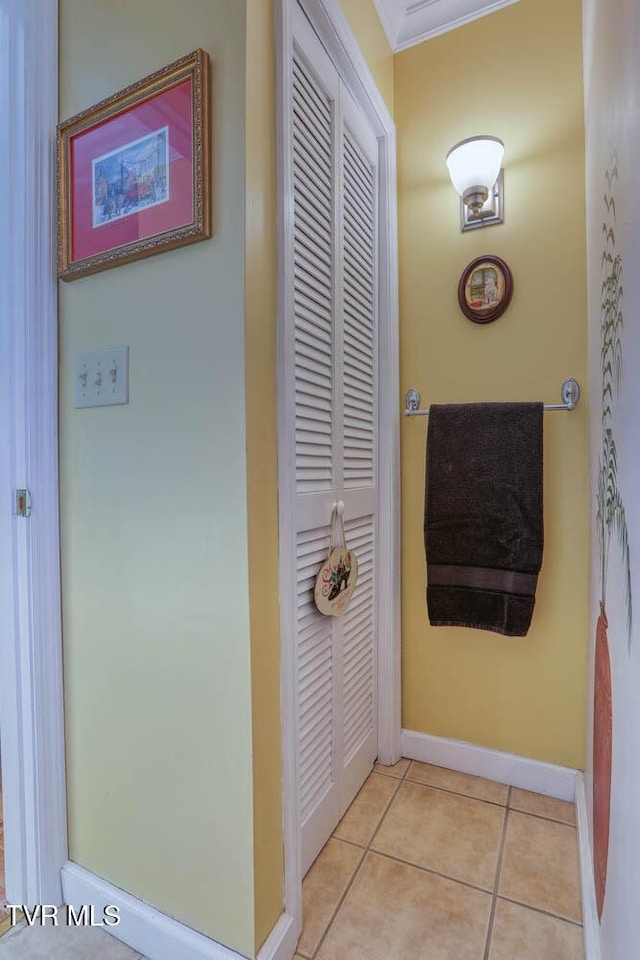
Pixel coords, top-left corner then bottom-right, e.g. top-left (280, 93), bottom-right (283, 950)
top-left (407, 761), bottom-right (509, 805)
top-left (499, 812), bottom-right (582, 922)
top-left (489, 899), bottom-right (584, 960)
top-left (297, 838), bottom-right (363, 957)
top-left (372, 780), bottom-right (505, 891)
top-left (510, 788), bottom-right (576, 825)
top-left (0, 921), bottom-right (142, 958)
top-left (333, 773), bottom-right (398, 847)
top-left (0, 912), bottom-right (19, 941)
top-left (373, 758), bottom-right (410, 779)
top-left (316, 851), bottom-right (491, 960)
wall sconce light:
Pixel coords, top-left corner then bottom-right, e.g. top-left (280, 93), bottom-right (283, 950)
top-left (446, 135), bottom-right (504, 231)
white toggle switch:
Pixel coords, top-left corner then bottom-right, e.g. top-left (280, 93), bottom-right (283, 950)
top-left (74, 347), bottom-right (129, 408)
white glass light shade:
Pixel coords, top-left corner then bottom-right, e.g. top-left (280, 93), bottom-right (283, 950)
top-left (446, 136), bottom-right (504, 197)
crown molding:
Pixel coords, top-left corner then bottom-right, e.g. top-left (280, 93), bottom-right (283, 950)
top-left (371, 0), bottom-right (404, 49)
top-left (374, 0), bottom-right (522, 52)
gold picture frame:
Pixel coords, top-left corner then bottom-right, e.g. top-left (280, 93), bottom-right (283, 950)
top-left (57, 49), bottom-right (211, 281)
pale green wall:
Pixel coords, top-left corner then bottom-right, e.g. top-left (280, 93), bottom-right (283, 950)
top-left (59, 2), bottom-right (256, 955)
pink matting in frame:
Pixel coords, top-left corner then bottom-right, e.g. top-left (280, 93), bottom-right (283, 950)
top-left (71, 79), bottom-right (194, 263)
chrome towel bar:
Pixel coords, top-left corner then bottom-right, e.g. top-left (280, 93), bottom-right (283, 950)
top-left (404, 378), bottom-right (581, 417)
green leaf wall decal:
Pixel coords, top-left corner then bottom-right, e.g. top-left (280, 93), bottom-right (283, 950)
top-left (598, 147), bottom-right (633, 646)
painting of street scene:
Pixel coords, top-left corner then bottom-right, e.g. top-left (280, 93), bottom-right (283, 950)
top-left (92, 126), bottom-right (169, 227)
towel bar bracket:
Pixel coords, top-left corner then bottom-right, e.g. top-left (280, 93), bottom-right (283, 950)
top-left (404, 378), bottom-right (581, 417)
top-left (405, 387), bottom-right (421, 413)
top-left (561, 378), bottom-right (580, 410)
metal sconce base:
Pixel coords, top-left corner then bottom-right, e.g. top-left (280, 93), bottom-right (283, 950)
top-left (461, 169), bottom-right (504, 231)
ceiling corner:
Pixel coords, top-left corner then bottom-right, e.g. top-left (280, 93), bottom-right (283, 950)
top-left (374, 0), bottom-right (523, 54)
top-left (371, 0), bottom-right (403, 51)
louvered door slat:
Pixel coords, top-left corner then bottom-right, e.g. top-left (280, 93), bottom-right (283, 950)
top-left (295, 219), bottom-right (332, 267)
top-left (296, 525), bottom-right (334, 823)
top-left (344, 288), bottom-right (374, 327)
top-left (294, 268), bottom-right (332, 308)
top-left (342, 515), bottom-right (375, 764)
top-left (293, 52), bottom-right (334, 496)
top-left (295, 302), bottom-right (332, 339)
top-left (344, 163), bottom-right (374, 215)
top-left (344, 381), bottom-right (373, 403)
top-left (342, 127), bottom-right (376, 491)
top-left (344, 173), bottom-right (374, 227)
top-left (293, 133), bottom-right (332, 186)
top-left (344, 253), bottom-right (374, 296)
top-left (343, 313), bottom-right (373, 352)
top-left (293, 107), bottom-right (333, 161)
top-left (294, 190), bottom-right (333, 244)
top-left (296, 333), bottom-right (332, 365)
top-left (295, 239), bottom-right (332, 280)
top-left (296, 379), bottom-right (332, 407)
top-left (344, 203), bottom-right (375, 251)
top-left (293, 57), bottom-right (331, 120)
top-left (344, 135), bottom-right (374, 189)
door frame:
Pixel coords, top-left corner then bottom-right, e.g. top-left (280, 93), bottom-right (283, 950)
top-left (275, 0), bottom-right (401, 940)
top-left (0, 0), bottom-right (68, 908)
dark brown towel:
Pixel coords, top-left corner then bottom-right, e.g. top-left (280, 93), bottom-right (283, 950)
top-left (425, 403), bottom-right (544, 637)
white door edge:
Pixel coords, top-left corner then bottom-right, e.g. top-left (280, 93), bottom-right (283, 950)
top-left (276, 0), bottom-right (401, 935)
top-left (0, 0), bottom-right (68, 907)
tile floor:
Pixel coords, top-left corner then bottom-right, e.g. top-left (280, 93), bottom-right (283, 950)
top-left (0, 759), bottom-right (584, 959)
top-left (0, 922), bottom-right (144, 959)
top-left (296, 759), bottom-right (584, 960)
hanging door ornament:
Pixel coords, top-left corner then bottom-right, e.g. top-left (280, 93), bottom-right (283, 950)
top-left (314, 503), bottom-right (359, 617)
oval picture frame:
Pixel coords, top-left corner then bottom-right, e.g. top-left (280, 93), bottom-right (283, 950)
top-left (458, 254), bottom-right (513, 324)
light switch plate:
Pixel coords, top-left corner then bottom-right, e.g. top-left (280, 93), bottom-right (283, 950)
top-left (75, 346), bottom-right (129, 408)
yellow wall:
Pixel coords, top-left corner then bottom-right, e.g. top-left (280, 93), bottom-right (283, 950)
top-left (396, 0), bottom-right (589, 768)
top-left (340, 0), bottom-right (394, 115)
top-left (245, 0), bottom-right (284, 951)
top-left (59, 2), bottom-right (256, 955)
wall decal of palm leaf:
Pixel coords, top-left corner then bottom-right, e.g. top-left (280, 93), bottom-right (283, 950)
top-left (597, 149), bottom-right (632, 645)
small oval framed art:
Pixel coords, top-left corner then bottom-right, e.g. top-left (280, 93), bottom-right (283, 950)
top-left (458, 255), bottom-right (513, 324)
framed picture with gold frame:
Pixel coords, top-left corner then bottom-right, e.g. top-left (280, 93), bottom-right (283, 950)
top-left (458, 255), bottom-right (513, 324)
top-left (57, 49), bottom-right (210, 282)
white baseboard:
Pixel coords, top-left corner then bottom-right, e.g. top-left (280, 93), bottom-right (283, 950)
top-left (61, 861), bottom-right (296, 960)
top-left (575, 774), bottom-right (602, 960)
top-left (257, 910), bottom-right (298, 960)
top-left (401, 729), bottom-right (578, 801)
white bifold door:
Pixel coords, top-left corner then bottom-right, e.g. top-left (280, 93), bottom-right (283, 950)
top-left (286, 6), bottom-right (380, 876)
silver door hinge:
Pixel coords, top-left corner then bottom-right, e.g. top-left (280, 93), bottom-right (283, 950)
top-left (16, 489), bottom-right (32, 518)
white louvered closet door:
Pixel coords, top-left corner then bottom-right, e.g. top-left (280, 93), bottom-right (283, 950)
top-left (290, 6), bottom-right (380, 877)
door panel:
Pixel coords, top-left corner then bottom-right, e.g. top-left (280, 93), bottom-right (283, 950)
top-left (291, 5), bottom-right (379, 876)
top-left (335, 88), bottom-right (378, 820)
